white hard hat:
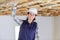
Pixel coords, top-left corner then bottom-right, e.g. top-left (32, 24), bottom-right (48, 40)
top-left (28, 8), bottom-right (38, 15)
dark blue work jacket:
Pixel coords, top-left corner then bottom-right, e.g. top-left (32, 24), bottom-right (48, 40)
top-left (18, 20), bottom-right (37, 40)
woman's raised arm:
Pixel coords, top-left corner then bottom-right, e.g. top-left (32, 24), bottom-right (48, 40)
top-left (11, 6), bottom-right (23, 25)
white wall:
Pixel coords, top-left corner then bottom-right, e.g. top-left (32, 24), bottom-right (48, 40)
top-left (0, 16), bottom-right (17, 40)
top-left (54, 17), bottom-right (60, 40)
top-left (0, 16), bottom-right (60, 40)
top-left (36, 16), bottom-right (54, 40)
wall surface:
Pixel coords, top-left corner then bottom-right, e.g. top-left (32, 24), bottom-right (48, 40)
top-left (36, 16), bottom-right (54, 40)
top-left (54, 17), bottom-right (60, 40)
top-left (0, 16), bottom-right (16, 40)
top-left (0, 15), bottom-right (55, 40)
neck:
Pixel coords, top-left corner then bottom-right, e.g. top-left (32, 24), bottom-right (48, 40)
top-left (28, 19), bottom-right (33, 24)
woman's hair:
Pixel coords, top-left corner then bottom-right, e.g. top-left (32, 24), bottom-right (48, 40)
top-left (26, 18), bottom-right (35, 21)
top-left (27, 12), bottom-right (37, 16)
top-left (27, 12), bottom-right (36, 21)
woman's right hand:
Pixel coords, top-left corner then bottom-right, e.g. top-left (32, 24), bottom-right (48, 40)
top-left (11, 6), bottom-right (17, 17)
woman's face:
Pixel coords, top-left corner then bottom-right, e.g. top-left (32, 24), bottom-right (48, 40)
top-left (27, 12), bottom-right (35, 21)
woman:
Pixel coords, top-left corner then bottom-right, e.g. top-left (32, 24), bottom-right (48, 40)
top-left (12, 6), bottom-right (38, 40)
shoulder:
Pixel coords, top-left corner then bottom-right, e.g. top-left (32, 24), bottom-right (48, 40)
top-left (33, 22), bottom-right (37, 28)
top-left (34, 21), bottom-right (37, 24)
top-left (33, 22), bottom-right (37, 25)
top-left (22, 20), bottom-right (28, 24)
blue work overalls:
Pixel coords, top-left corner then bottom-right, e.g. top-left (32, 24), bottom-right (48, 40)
top-left (18, 20), bottom-right (37, 40)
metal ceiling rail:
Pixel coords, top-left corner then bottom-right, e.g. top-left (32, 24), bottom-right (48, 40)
top-left (16, 1), bottom-right (43, 8)
top-left (0, 9), bottom-right (9, 12)
top-left (38, 4), bottom-right (60, 11)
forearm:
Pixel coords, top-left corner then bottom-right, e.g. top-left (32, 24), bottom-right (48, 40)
top-left (12, 6), bottom-right (23, 25)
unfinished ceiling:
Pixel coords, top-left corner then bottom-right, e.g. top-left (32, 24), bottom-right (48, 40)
top-left (0, 0), bottom-right (60, 16)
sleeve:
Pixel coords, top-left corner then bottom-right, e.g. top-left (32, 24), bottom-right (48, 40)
top-left (11, 6), bottom-right (23, 25)
top-left (35, 23), bottom-right (39, 40)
